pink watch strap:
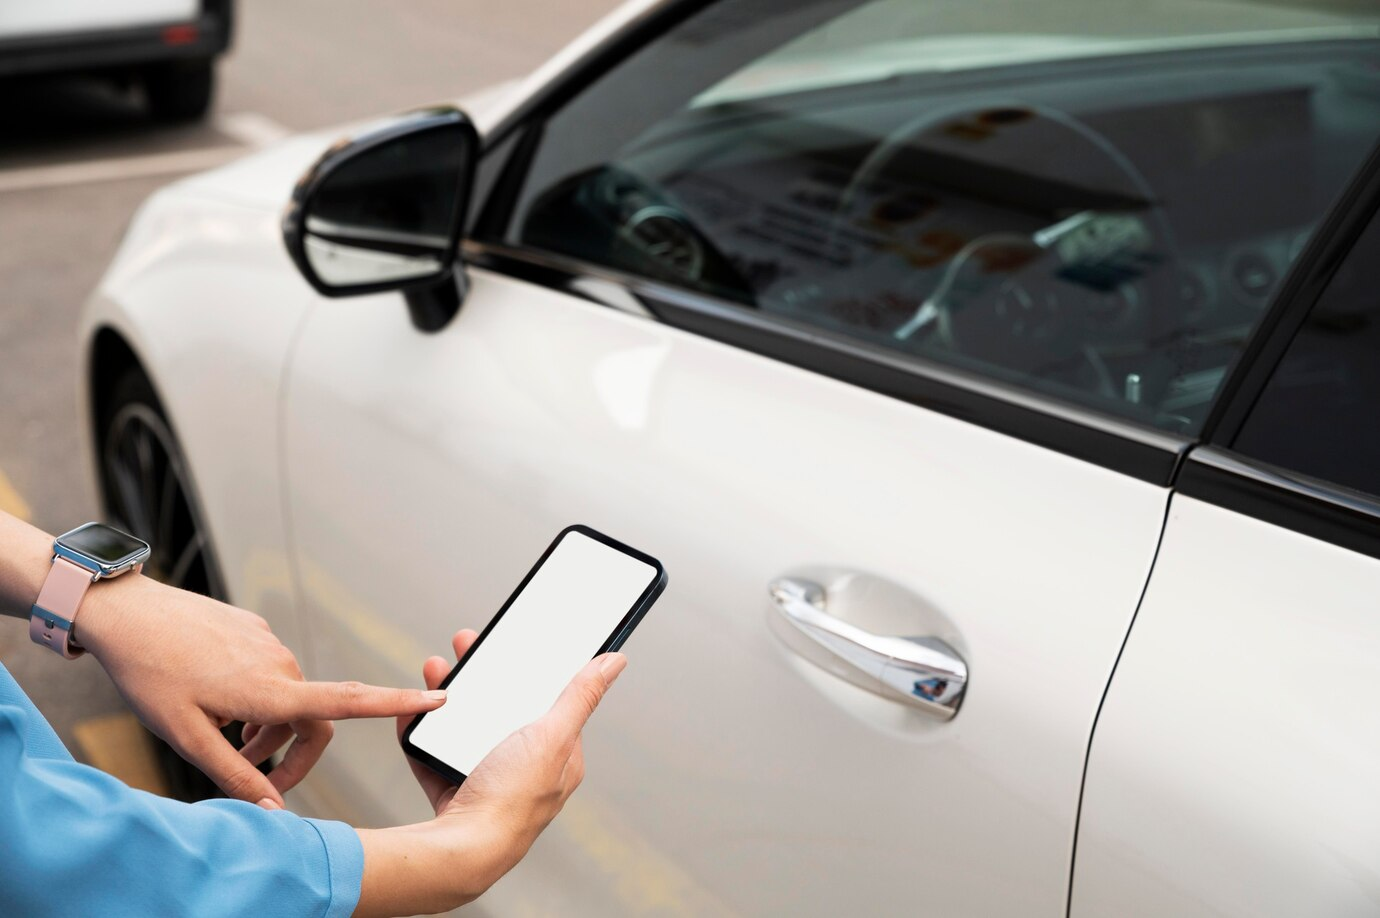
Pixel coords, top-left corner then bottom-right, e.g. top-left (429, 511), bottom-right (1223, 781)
top-left (30, 557), bottom-right (96, 659)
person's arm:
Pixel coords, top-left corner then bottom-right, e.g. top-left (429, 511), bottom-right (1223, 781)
top-left (1, 594), bottom-right (621, 916)
top-left (3, 508), bottom-right (625, 914)
top-left (0, 509), bottom-right (63, 618)
top-left (354, 631), bottom-right (627, 917)
top-left (0, 672), bottom-right (364, 917)
top-left (0, 510), bottom-right (446, 807)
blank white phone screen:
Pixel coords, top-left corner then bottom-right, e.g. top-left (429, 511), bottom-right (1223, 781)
top-left (410, 530), bottom-right (658, 776)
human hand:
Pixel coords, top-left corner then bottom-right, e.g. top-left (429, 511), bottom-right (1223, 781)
top-left (353, 629), bottom-right (625, 916)
top-left (76, 574), bottom-right (447, 809)
top-left (409, 628), bottom-right (623, 823)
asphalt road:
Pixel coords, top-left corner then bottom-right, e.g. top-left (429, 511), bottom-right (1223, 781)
top-left (0, 0), bottom-right (619, 785)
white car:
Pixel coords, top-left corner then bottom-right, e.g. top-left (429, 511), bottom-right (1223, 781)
top-left (0, 0), bottom-right (232, 121)
top-left (78, 0), bottom-right (1380, 914)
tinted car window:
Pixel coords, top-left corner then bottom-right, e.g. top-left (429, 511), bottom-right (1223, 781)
top-left (500, 0), bottom-right (1380, 435)
top-left (1233, 208), bottom-right (1380, 497)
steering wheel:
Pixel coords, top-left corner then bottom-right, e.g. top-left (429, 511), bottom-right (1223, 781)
top-left (582, 166), bottom-right (755, 300)
top-left (829, 100), bottom-right (1179, 396)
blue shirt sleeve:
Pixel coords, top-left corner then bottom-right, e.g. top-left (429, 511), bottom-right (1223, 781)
top-left (0, 666), bottom-right (363, 918)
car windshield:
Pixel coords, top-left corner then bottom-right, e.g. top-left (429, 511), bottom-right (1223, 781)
top-left (511, 0), bottom-right (1380, 435)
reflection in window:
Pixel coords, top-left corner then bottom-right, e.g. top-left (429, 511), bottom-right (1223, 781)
top-left (510, 0), bottom-right (1380, 435)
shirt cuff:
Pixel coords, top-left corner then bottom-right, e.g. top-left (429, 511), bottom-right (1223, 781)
top-left (304, 818), bottom-right (365, 918)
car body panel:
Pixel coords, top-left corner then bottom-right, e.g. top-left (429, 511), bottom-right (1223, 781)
top-left (282, 265), bottom-right (1168, 915)
top-left (1071, 495), bottom-right (1380, 916)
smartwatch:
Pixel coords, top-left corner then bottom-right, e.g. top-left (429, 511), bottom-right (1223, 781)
top-left (30, 522), bottom-right (152, 658)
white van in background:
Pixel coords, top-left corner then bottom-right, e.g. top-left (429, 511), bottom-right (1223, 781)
top-left (0, 0), bottom-right (233, 121)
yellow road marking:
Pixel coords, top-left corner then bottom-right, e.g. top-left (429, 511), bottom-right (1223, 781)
top-left (72, 713), bottom-right (170, 797)
top-left (552, 795), bottom-right (736, 916)
top-left (0, 468), bottom-right (31, 521)
top-left (300, 559), bottom-right (430, 677)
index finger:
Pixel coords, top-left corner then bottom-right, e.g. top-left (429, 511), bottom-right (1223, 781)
top-left (286, 681), bottom-right (447, 721)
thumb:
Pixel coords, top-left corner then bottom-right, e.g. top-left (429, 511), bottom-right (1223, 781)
top-left (544, 653), bottom-right (627, 740)
top-left (174, 719), bottom-right (284, 808)
top-left (396, 656), bottom-right (453, 742)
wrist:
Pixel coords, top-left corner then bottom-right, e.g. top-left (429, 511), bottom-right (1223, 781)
top-left (0, 512), bottom-right (57, 620)
top-left (0, 513), bottom-right (160, 657)
top-left (355, 817), bottom-right (502, 917)
top-left (419, 814), bottom-right (510, 900)
top-left (71, 572), bottom-right (162, 659)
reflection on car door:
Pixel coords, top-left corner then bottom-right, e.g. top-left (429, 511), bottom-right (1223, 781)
top-left (281, 266), bottom-right (1168, 914)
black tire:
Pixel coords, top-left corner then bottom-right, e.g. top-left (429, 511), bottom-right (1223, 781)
top-left (99, 367), bottom-right (258, 801)
top-left (142, 57), bottom-right (215, 123)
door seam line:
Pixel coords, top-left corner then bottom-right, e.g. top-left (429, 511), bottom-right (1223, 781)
top-left (1064, 490), bottom-right (1175, 917)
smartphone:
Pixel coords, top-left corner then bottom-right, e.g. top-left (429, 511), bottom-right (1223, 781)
top-left (402, 524), bottom-right (667, 784)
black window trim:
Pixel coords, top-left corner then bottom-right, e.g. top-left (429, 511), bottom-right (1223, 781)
top-left (478, 0), bottom-right (714, 159)
top-left (465, 239), bottom-right (1189, 483)
top-left (1174, 141), bottom-right (1380, 555)
top-left (1178, 447), bottom-right (1380, 562)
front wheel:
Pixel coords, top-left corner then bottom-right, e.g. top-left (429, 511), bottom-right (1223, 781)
top-left (99, 368), bottom-right (248, 801)
top-left (142, 57), bottom-right (215, 123)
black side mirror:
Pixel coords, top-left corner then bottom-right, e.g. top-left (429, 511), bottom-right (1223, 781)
top-left (283, 106), bottom-right (479, 331)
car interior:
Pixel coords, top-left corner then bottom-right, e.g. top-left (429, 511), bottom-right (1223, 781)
top-left (518, 32), bottom-right (1380, 435)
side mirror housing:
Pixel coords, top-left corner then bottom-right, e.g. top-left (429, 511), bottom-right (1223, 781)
top-left (282, 106), bottom-right (479, 331)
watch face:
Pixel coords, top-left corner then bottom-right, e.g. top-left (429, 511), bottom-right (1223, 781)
top-left (58, 524), bottom-right (150, 569)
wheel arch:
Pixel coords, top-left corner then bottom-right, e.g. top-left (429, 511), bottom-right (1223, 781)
top-left (85, 324), bottom-right (229, 598)
top-left (89, 325), bottom-right (147, 440)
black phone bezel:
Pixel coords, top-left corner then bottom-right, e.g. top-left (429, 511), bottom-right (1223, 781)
top-left (400, 523), bottom-right (667, 785)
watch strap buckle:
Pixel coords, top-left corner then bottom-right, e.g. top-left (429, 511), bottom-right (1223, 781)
top-left (29, 556), bottom-right (95, 659)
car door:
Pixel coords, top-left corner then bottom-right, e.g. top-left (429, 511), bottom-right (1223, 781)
top-left (280, 1), bottom-right (1380, 914)
top-left (1072, 152), bottom-right (1380, 916)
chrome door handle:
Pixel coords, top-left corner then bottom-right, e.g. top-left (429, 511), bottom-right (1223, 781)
top-left (769, 576), bottom-right (967, 719)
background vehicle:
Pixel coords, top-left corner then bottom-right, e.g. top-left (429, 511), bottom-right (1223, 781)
top-left (0, 0), bottom-right (233, 122)
top-left (78, 0), bottom-right (1380, 914)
